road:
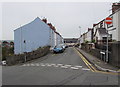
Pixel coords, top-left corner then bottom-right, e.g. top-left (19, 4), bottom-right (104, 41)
top-left (2, 47), bottom-right (119, 85)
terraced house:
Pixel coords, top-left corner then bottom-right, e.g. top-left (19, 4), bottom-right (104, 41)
top-left (14, 17), bottom-right (64, 54)
top-left (106, 3), bottom-right (120, 42)
top-left (93, 2), bottom-right (120, 43)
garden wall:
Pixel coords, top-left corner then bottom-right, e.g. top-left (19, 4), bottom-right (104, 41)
top-left (6, 46), bottom-right (50, 65)
top-left (81, 42), bottom-right (120, 68)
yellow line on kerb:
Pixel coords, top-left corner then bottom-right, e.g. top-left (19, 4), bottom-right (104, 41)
top-left (96, 70), bottom-right (119, 75)
top-left (74, 48), bottom-right (120, 75)
top-left (74, 48), bottom-right (96, 72)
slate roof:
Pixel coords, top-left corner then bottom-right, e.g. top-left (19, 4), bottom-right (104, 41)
top-left (97, 28), bottom-right (108, 35)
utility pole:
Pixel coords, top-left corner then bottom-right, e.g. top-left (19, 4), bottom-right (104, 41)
top-left (106, 30), bottom-right (108, 63)
top-left (79, 26), bottom-right (81, 48)
top-left (105, 17), bottom-right (112, 63)
top-left (79, 26), bottom-right (81, 37)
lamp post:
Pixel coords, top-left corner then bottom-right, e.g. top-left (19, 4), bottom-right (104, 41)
top-left (79, 26), bottom-right (81, 48)
top-left (79, 26), bottom-right (81, 37)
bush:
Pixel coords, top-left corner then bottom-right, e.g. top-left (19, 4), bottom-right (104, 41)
top-left (85, 40), bottom-right (89, 43)
top-left (91, 39), bottom-right (95, 43)
top-left (2, 47), bottom-right (14, 61)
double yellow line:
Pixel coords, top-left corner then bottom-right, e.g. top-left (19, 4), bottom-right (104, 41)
top-left (74, 48), bottom-right (97, 72)
top-left (74, 48), bottom-right (119, 75)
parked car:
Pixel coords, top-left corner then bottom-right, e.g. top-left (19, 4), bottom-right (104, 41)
top-left (53, 45), bottom-right (64, 53)
top-left (68, 45), bottom-right (73, 47)
top-left (50, 47), bottom-right (54, 52)
top-left (65, 45), bottom-right (68, 48)
top-left (59, 44), bottom-right (66, 51)
top-left (2, 60), bottom-right (6, 66)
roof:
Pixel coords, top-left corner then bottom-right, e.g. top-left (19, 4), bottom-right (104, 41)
top-left (14, 17), bottom-right (42, 31)
top-left (64, 38), bottom-right (78, 40)
top-left (98, 28), bottom-right (107, 35)
top-left (94, 28), bottom-right (108, 37)
top-left (14, 17), bottom-right (63, 37)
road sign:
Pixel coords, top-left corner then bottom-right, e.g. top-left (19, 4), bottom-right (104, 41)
top-left (105, 17), bottom-right (112, 24)
top-left (105, 17), bottom-right (112, 63)
top-left (100, 51), bottom-right (105, 55)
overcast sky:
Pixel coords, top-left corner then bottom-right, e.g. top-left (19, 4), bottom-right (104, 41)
top-left (1, 1), bottom-right (119, 40)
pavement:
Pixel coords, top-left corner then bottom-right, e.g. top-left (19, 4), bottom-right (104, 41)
top-left (76, 47), bottom-right (119, 73)
top-left (2, 47), bottom-right (119, 86)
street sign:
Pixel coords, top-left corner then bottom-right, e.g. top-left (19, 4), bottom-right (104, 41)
top-left (100, 51), bottom-right (105, 55)
top-left (105, 17), bottom-right (112, 24)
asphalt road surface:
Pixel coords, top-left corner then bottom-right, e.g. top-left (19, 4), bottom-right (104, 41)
top-left (2, 47), bottom-right (119, 85)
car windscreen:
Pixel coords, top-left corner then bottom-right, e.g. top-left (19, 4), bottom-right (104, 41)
top-left (56, 45), bottom-right (62, 48)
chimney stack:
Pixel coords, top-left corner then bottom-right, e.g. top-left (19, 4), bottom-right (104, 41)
top-left (112, 2), bottom-right (120, 13)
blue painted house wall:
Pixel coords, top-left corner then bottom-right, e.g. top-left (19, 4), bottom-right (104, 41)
top-left (14, 17), bottom-right (51, 54)
top-left (14, 17), bottom-right (64, 54)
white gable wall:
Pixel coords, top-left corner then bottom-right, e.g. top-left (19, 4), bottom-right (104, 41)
top-left (118, 10), bottom-right (120, 41)
top-left (85, 31), bottom-right (92, 42)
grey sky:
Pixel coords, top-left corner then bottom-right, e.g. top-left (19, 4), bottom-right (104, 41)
top-left (2, 2), bottom-right (115, 40)
top-left (0, 3), bottom-right (2, 40)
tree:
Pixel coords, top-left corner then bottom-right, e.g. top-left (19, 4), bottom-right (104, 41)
top-left (2, 47), bottom-right (7, 60)
top-left (2, 41), bottom-right (9, 47)
top-left (10, 41), bottom-right (14, 45)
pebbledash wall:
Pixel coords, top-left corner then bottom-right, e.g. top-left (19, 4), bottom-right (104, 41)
top-left (14, 17), bottom-right (63, 54)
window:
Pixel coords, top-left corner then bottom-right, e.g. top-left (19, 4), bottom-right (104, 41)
top-left (109, 34), bottom-right (112, 41)
top-left (102, 37), bottom-right (107, 43)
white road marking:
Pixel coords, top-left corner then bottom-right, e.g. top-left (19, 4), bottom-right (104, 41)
top-left (64, 65), bottom-right (72, 67)
top-left (40, 63), bottom-right (46, 66)
top-left (47, 64), bottom-right (52, 67)
top-left (26, 64), bottom-right (30, 66)
top-left (57, 64), bottom-right (63, 66)
top-left (74, 65), bottom-right (82, 68)
top-left (41, 65), bottom-right (46, 66)
top-left (82, 68), bottom-right (90, 71)
top-left (46, 63), bottom-right (52, 66)
top-left (54, 65), bottom-right (59, 67)
top-left (22, 63), bottom-right (89, 71)
top-left (51, 64), bottom-right (56, 66)
top-left (70, 67), bottom-right (79, 70)
top-left (30, 64), bottom-right (35, 66)
top-left (22, 64), bottom-right (26, 66)
top-left (61, 65), bottom-right (68, 68)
